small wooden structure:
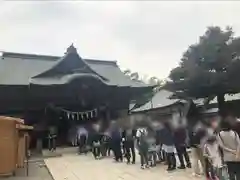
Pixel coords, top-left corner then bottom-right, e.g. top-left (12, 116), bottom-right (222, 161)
top-left (0, 116), bottom-right (33, 176)
top-left (130, 90), bottom-right (191, 128)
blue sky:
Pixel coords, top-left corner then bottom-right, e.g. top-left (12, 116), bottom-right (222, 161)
top-left (1, 1), bottom-right (240, 79)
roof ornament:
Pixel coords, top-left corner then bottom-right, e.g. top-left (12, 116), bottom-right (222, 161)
top-left (66, 43), bottom-right (77, 54)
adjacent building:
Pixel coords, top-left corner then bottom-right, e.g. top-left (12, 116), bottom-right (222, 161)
top-left (130, 90), bottom-right (191, 128)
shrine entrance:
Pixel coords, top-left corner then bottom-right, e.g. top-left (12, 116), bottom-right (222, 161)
top-left (45, 104), bottom-right (101, 147)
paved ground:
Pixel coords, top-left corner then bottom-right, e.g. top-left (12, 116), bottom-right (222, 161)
top-left (45, 153), bottom-right (203, 180)
top-left (1, 159), bottom-right (53, 180)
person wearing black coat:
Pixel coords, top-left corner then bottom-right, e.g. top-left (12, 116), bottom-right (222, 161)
top-left (92, 132), bottom-right (101, 159)
top-left (162, 122), bottom-right (177, 171)
top-left (155, 128), bottom-right (165, 162)
top-left (123, 129), bottom-right (136, 164)
top-left (100, 133), bottom-right (112, 157)
top-left (111, 128), bottom-right (123, 162)
top-left (174, 126), bottom-right (191, 169)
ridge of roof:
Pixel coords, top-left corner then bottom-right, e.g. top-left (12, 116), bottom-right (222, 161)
top-left (1, 51), bottom-right (117, 65)
top-left (84, 59), bottom-right (117, 66)
top-left (131, 90), bottom-right (183, 113)
top-left (2, 51), bottom-right (59, 61)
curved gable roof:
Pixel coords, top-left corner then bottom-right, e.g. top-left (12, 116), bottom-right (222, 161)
top-left (0, 50), bottom-right (149, 88)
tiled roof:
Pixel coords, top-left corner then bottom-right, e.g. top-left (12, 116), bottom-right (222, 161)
top-left (132, 90), bottom-right (185, 112)
top-left (0, 51), bottom-right (148, 88)
top-left (193, 93), bottom-right (240, 106)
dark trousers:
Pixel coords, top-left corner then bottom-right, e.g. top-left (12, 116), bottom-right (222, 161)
top-left (78, 135), bottom-right (87, 154)
top-left (112, 140), bottom-right (123, 161)
top-left (176, 145), bottom-right (191, 167)
top-left (92, 146), bottom-right (101, 158)
top-left (48, 137), bottom-right (56, 151)
top-left (125, 141), bottom-right (136, 163)
top-left (226, 162), bottom-right (240, 180)
top-left (139, 150), bottom-right (148, 166)
top-left (101, 142), bottom-right (111, 157)
top-left (166, 153), bottom-right (176, 169)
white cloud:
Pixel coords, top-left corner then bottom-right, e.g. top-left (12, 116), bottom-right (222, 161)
top-left (1, 1), bottom-right (240, 78)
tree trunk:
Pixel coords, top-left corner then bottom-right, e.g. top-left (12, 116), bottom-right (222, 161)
top-left (217, 93), bottom-right (225, 116)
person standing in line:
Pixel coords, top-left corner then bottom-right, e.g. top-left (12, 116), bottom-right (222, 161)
top-left (48, 126), bottom-right (57, 152)
top-left (138, 128), bottom-right (149, 169)
top-left (124, 128), bottom-right (136, 164)
top-left (156, 123), bottom-right (166, 162)
top-left (174, 125), bottom-right (191, 169)
top-left (92, 131), bottom-right (101, 159)
top-left (77, 126), bottom-right (88, 154)
top-left (217, 120), bottom-right (240, 180)
top-left (100, 131), bottom-right (111, 157)
top-left (68, 126), bottom-right (78, 147)
top-left (203, 135), bottom-right (224, 180)
top-left (162, 122), bottom-right (176, 171)
top-left (190, 121), bottom-right (207, 177)
top-left (111, 127), bottom-right (123, 162)
top-left (105, 130), bottom-right (112, 156)
top-left (147, 135), bottom-right (158, 167)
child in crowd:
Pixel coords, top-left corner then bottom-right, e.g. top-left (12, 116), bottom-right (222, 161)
top-left (203, 135), bottom-right (224, 180)
top-left (147, 139), bottom-right (158, 167)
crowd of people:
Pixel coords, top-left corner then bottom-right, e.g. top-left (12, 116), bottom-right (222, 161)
top-left (69, 121), bottom-right (191, 171)
top-left (189, 114), bottom-right (240, 180)
top-left (62, 114), bottom-right (240, 180)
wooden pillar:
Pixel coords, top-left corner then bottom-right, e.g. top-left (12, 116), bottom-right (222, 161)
top-left (36, 137), bottom-right (43, 154)
top-left (117, 110), bottom-right (129, 129)
top-left (104, 109), bottom-right (111, 130)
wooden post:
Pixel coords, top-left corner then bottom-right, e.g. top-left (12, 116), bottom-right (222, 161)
top-left (105, 110), bottom-right (111, 130)
top-left (36, 137), bottom-right (42, 154)
top-left (25, 135), bottom-right (29, 176)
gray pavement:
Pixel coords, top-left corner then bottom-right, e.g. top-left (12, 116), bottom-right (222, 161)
top-left (1, 160), bottom-right (53, 180)
top-left (45, 153), bottom-right (203, 180)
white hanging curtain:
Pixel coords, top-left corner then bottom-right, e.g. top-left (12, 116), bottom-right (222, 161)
top-left (51, 105), bottom-right (98, 121)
